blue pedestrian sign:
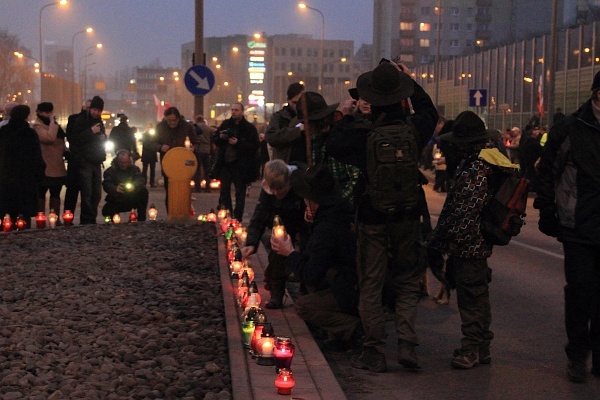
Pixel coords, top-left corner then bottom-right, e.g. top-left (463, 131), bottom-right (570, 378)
top-left (184, 65), bottom-right (215, 96)
top-left (469, 89), bottom-right (487, 107)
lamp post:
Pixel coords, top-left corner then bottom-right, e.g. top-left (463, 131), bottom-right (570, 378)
top-left (298, 2), bottom-right (325, 92)
top-left (82, 43), bottom-right (102, 101)
top-left (39, 0), bottom-right (67, 77)
top-left (14, 52), bottom-right (40, 73)
top-left (71, 27), bottom-right (93, 111)
top-left (434, 0), bottom-right (442, 109)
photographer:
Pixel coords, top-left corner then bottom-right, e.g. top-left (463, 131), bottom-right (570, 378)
top-left (69, 95), bottom-right (107, 224)
top-left (212, 102), bottom-right (259, 222)
top-left (101, 149), bottom-right (148, 221)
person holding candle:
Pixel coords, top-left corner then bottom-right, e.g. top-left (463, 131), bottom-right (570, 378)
top-left (242, 159), bottom-right (308, 309)
top-left (101, 149), bottom-right (148, 221)
top-left (270, 164), bottom-right (361, 351)
top-left (0, 105), bottom-right (46, 229)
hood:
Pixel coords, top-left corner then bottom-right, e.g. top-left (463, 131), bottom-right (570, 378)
top-left (478, 148), bottom-right (520, 173)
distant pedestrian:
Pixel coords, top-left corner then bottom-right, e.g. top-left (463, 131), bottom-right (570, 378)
top-left (534, 70), bottom-right (600, 383)
top-left (109, 114), bottom-right (137, 157)
top-left (266, 82), bottom-right (306, 163)
top-left (64, 99), bottom-right (91, 214)
top-left (193, 114), bottom-right (214, 192)
top-left (552, 107), bottom-right (566, 125)
top-left (0, 105), bottom-right (46, 228)
top-left (140, 123), bottom-right (158, 187)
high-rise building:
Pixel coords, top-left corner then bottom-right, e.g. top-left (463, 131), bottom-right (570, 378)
top-left (44, 42), bottom-right (72, 80)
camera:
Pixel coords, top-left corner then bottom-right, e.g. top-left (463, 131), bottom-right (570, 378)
top-left (222, 129), bottom-right (236, 138)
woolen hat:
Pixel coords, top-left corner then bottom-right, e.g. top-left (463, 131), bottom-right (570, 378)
top-left (439, 111), bottom-right (494, 143)
top-left (89, 96), bottom-right (104, 111)
top-left (36, 102), bottom-right (53, 113)
top-left (290, 164), bottom-right (342, 206)
top-left (286, 82), bottom-right (305, 100)
top-left (356, 62), bottom-right (414, 106)
top-left (296, 92), bottom-right (339, 122)
top-left (591, 70), bottom-right (600, 91)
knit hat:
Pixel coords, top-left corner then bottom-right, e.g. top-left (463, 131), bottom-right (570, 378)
top-left (89, 96), bottom-right (104, 111)
top-left (591, 70), bottom-right (600, 91)
top-left (36, 102), bottom-right (53, 113)
top-left (286, 82), bottom-right (305, 100)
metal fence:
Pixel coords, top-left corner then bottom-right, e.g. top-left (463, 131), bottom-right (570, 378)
top-left (413, 21), bottom-right (599, 131)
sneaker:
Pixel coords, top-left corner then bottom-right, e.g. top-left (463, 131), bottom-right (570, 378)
top-left (350, 346), bottom-right (387, 373)
top-left (451, 350), bottom-right (479, 369)
top-left (453, 347), bottom-right (491, 364)
top-left (398, 341), bottom-right (422, 369)
top-left (566, 360), bottom-right (587, 383)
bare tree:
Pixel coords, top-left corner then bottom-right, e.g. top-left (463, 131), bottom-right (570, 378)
top-left (0, 29), bottom-right (36, 105)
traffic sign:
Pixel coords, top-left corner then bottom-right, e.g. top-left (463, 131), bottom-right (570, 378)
top-left (184, 65), bottom-right (215, 96)
top-left (469, 89), bottom-right (487, 107)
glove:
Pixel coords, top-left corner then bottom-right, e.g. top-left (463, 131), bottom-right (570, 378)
top-left (538, 210), bottom-right (559, 237)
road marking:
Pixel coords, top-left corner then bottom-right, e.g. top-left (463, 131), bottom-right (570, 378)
top-left (510, 240), bottom-right (564, 259)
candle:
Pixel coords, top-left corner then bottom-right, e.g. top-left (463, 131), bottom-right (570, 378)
top-left (273, 226), bottom-right (285, 238)
top-left (48, 210), bottom-right (57, 229)
top-left (184, 135), bottom-right (192, 149)
top-left (217, 208), bottom-right (227, 221)
top-left (230, 260), bottom-right (243, 278)
top-left (3, 214), bottom-right (12, 232)
top-left (206, 210), bottom-right (217, 223)
top-left (274, 337), bottom-right (296, 371)
top-left (210, 179), bottom-right (221, 190)
top-left (148, 204), bottom-right (158, 221)
top-left (113, 214), bottom-right (121, 224)
top-left (261, 338), bottom-right (274, 357)
top-left (129, 209), bottom-right (138, 222)
top-left (242, 321), bottom-right (255, 348)
top-left (35, 212), bottom-right (46, 229)
top-left (250, 324), bottom-right (265, 356)
top-left (62, 210), bottom-right (74, 226)
top-left (15, 215), bottom-right (26, 230)
top-left (274, 369), bottom-right (295, 395)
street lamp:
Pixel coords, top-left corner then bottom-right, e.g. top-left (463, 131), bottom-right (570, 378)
top-left (82, 43), bottom-right (102, 101)
top-left (71, 27), bottom-right (93, 111)
top-left (14, 52), bottom-right (40, 73)
top-left (39, 0), bottom-right (68, 74)
top-left (298, 2), bottom-right (325, 92)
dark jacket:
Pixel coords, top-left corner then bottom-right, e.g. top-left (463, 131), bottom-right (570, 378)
top-left (534, 98), bottom-right (600, 244)
top-left (213, 117), bottom-right (260, 184)
top-left (109, 122), bottom-right (137, 155)
top-left (245, 176), bottom-right (308, 251)
top-left (69, 111), bottom-right (106, 166)
top-left (141, 130), bottom-right (158, 163)
top-left (155, 119), bottom-right (197, 160)
top-left (326, 80), bottom-right (438, 223)
top-left (0, 119), bottom-right (46, 219)
top-left (284, 203), bottom-right (358, 314)
top-left (102, 158), bottom-right (146, 204)
top-left (265, 105), bottom-right (306, 163)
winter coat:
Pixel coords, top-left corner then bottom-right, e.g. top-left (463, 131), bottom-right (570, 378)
top-left (0, 119), bottom-right (46, 218)
top-left (69, 111), bottom-right (106, 166)
top-left (213, 117), bottom-right (260, 185)
top-left (109, 122), bottom-right (137, 155)
top-left (33, 117), bottom-right (66, 178)
top-left (141, 130), bottom-right (158, 163)
top-left (265, 105), bottom-right (306, 163)
top-left (534, 98), bottom-right (600, 244)
top-left (102, 158), bottom-right (146, 204)
top-left (155, 119), bottom-right (197, 160)
top-left (284, 202), bottom-right (359, 315)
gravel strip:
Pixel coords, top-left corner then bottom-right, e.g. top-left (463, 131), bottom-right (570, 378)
top-left (0, 223), bottom-right (231, 400)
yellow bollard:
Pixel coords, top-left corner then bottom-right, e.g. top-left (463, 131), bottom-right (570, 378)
top-left (161, 147), bottom-right (197, 221)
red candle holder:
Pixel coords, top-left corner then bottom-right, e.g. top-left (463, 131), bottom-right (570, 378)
top-left (15, 215), bottom-right (26, 230)
top-left (129, 209), bottom-right (138, 222)
top-left (3, 214), bottom-right (13, 232)
top-left (274, 369), bottom-right (295, 395)
top-left (274, 337), bottom-right (295, 372)
top-left (35, 212), bottom-right (46, 229)
top-left (62, 210), bottom-right (74, 226)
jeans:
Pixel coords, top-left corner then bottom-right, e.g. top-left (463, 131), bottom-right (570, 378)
top-left (563, 241), bottom-right (600, 363)
top-left (219, 161), bottom-right (246, 221)
top-left (78, 163), bottom-right (102, 224)
top-left (356, 218), bottom-right (424, 353)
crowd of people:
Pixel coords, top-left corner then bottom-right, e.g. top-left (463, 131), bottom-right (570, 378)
top-left (1, 61), bottom-right (598, 384)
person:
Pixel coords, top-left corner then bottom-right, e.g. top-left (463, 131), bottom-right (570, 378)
top-left (32, 102), bottom-right (67, 219)
top-left (534, 70), bottom-right (600, 383)
top-left (0, 102), bottom-right (18, 129)
top-left (109, 114), bottom-right (137, 157)
top-left (67, 95), bottom-right (106, 224)
top-left (553, 107), bottom-right (566, 125)
top-left (64, 99), bottom-right (91, 214)
top-left (505, 126), bottom-right (521, 164)
top-left (528, 111), bottom-right (541, 129)
top-left (518, 125), bottom-right (543, 191)
top-left (296, 91), bottom-right (361, 206)
top-left (348, 87), bottom-right (372, 118)
top-left (326, 61), bottom-right (438, 372)
top-left (257, 131), bottom-right (270, 179)
top-left (241, 159), bottom-right (308, 309)
top-left (140, 123), bottom-right (158, 187)
top-left (266, 82), bottom-right (306, 163)
top-left (429, 110), bottom-right (520, 370)
top-left (193, 114), bottom-right (214, 192)
top-left (212, 102), bottom-right (259, 222)
top-left (0, 105), bottom-right (46, 228)
top-left (155, 107), bottom-right (198, 210)
top-left (101, 149), bottom-right (148, 221)
top-left (270, 164), bottom-right (361, 349)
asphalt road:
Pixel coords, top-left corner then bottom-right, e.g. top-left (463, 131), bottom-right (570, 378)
top-left (325, 185), bottom-right (600, 400)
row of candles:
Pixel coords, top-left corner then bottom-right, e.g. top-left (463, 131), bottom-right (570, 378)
top-left (217, 209), bottom-right (296, 395)
top-left (2, 210), bottom-right (74, 232)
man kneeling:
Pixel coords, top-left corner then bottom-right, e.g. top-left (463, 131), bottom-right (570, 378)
top-left (270, 164), bottom-right (361, 350)
top-left (102, 149), bottom-right (148, 220)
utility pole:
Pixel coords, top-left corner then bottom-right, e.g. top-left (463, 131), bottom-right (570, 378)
top-left (547, 0), bottom-right (558, 128)
top-left (194, 0), bottom-right (204, 117)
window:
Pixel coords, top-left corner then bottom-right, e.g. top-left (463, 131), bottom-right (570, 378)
top-left (450, 23), bottom-right (459, 31)
top-left (420, 22), bottom-right (431, 31)
top-left (291, 48), bottom-right (296, 56)
top-left (466, 40), bottom-right (473, 47)
top-left (400, 38), bottom-right (414, 47)
top-left (449, 40), bottom-right (459, 47)
top-left (400, 22), bottom-right (414, 30)
top-left (421, 6), bottom-right (430, 15)
top-left (467, 7), bottom-right (474, 16)
top-left (420, 39), bottom-right (430, 47)
top-left (451, 7), bottom-right (459, 16)
top-left (281, 48), bottom-right (286, 56)
top-left (466, 23), bottom-right (473, 31)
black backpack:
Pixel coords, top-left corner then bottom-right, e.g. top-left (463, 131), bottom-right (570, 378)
top-left (481, 173), bottom-right (530, 245)
top-left (366, 120), bottom-right (420, 215)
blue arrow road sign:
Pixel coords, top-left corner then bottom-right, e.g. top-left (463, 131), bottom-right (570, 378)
top-left (469, 89), bottom-right (487, 107)
top-left (184, 65), bottom-right (215, 96)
